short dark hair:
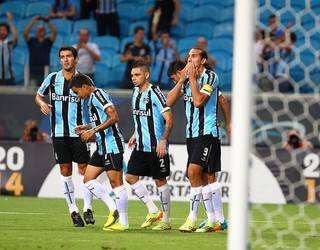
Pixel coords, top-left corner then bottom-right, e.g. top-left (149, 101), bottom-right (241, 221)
top-left (69, 73), bottom-right (94, 89)
top-left (132, 60), bottom-right (150, 74)
top-left (167, 60), bottom-right (186, 77)
top-left (59, 45), bottom-right (78, 58)
top-left (134, 26), bottom-right (144, 34)
top-left (0, 23), bottom-right (10, 33)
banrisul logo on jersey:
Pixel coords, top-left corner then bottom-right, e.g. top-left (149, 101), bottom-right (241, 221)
top-left (132, 109), bottom-right (151, 116)
top-left (183, 94), bottom-right (193, 103)
top-left (51, 93), bottom-right (80, 102)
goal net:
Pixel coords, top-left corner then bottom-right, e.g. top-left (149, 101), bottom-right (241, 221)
top-left (248, 0), bottom-right (320, 249)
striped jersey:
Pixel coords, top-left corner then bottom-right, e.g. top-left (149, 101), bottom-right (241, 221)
top-left (88, 88), bottom-right (124, 155)
top-left (37, 71), bottom-right (85, 137)
top-left (182, 69), bottom-right (220, 138)
top-left (132, 85), bottom-right (170, 152)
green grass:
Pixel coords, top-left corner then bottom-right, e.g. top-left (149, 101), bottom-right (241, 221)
top-left (0, 196), bottom-right (319, 250)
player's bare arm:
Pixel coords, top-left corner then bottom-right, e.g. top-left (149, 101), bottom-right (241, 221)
top-left (156, 110), bottom-right (174, 158)
top-left (81, 105), bottom-right (119, 142)
top-left (219, 94), bottom-right (231, 137)
top-left (187, 62), bottom-right (209, 108)
top-left (74, 124), bottom-right (92, 135)
top-left (128, 132), bottom-right (136, 150)
top-left (35, 93), bottom-right (52, 115)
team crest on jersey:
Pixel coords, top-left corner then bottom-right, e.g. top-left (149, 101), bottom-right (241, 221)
top-left (143, 96), bottom-right (149, 104)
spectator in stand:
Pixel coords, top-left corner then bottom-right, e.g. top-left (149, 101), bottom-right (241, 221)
top-left (73, 28), bottom-right (101, 80)
top-left (95, 0), bottom-right (120, 37)
top-left (23, 16), bottom-right (57, 86)
top-left (80, 0), bottom-right (96, 19)
top-left (0, 12), bottom-right (17, 86)
top-left (147, 0), bottom-right (180, 40)
top-left (150, 9), bottom-right (179, 90)
top-left (120, 26), bottom-right (151, 89)
top-left (50, 0), bottom-right (76, 20)
top-left (21, 119), bottom-right (51, 143)
top-left (183, 37), bottom-right (217, 69)
top-left (259, 14), bottom-right (296, 92)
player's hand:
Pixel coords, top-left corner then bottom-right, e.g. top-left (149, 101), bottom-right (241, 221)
top-left (74, 125), bottom-right (87, 135)
top-left (156, 140), bottom-right (166, 158)
top-left (186, 62), bottom-right (197, 81)
top-left (226, 123), bottom-right (231, 138)
top-left (6, 12), bottom-right (13, 21)
top-left (40, 102), bottom-right (52, 115)
top-left (128, 134), bottom-right (136, 150)
top-left (80, 129), bottom-right (94, 142)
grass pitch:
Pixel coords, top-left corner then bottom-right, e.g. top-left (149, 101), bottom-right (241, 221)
top-left (0, 196), bottom-right (319, 250)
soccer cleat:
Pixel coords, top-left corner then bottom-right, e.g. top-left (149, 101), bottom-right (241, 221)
top-left (198, 217), bottom-right (208, 229)
top-left (141, 211), bottom-right (163, 228)
top-left (152, 221), bottom-right (172, 231)
top-left (103, 223), bottom-right (129, 232)
top-left (83, 209), bottom-right (95, 225)
top-left (71, 211), bottom-right (84, 227)
top-left (179, 218), bottom-right (197, 232)
top-left (103, 210), bottom-right (119, 229)
top-left (195, 221), bottom-right (218, 233)
top-left (213, 220), bottom-right (228, 231)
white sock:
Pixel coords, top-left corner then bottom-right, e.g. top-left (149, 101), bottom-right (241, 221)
top-left (113, 185), bottom-right (128, 226)
top-left (201, 185), bottom-right (215, 223)
top-left (80, 175), bottom-right (93, 212)
top-left (188, 186), bottom-right (202, 223)
top-left (60, 175), bottom-right (78, 214)
top-left (85, 179), bottom-right (117, 211)
top-left (209, 182), bottom-right (225, 223)
top-left (158, 183), bottom-right (171, 223)
top-left (131, 180), bottom-right (158, 213)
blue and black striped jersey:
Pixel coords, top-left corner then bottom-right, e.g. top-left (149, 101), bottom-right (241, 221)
top-left (88, 88), bottom-right (124, 155)
top-left (37, 71), bottom-right (85, 137)
top-left (132, 85), bottom-right (170, 152)
top-left (183, 69), bottom-right (220, 138)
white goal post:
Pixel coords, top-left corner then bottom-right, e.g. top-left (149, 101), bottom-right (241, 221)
top-left (228, 0), bottom-right (255, 249)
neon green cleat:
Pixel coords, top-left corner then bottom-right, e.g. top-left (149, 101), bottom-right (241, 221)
top-left (141, 211), bottom-right (163, 228)
top-left (103, 223), bottom-right (129, 232)
top-left (179, 218), bottom-right (197, 232)
top-left (152, 221), bottom-right (172, 230)
top-left (195, 221), bottom-right (218, 232)
top-left (103, 210), bottom-right (119, 229)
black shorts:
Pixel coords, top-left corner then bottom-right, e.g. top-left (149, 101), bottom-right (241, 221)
top-left (52, 137), bottom-right (90, 164)
top-left (127, 150), bottom-right (170, 179)
top-left (89, 150), bottom-right (124, 171)
top-left (186, 134), bottom-right (221, 173)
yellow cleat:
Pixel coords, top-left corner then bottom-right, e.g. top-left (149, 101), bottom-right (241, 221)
top-left (152, 221), bottom-right (172, 230)
top-left (103, 223), bottom-right (129, 232)
top-left (141, 211), bottom-right (163, 228)
top-left (179, 218), bottom-right (197, 232)
top-left (103, 210), bottom-right (119, 229)
top-left (195, 221), bottom-right (218, 233)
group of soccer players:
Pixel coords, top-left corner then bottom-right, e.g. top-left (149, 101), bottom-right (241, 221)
top-left (35, 44), bottom-right (230, 233)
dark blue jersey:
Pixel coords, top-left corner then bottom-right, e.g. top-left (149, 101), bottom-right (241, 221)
top-left (132, 85), bottom-right (170, 152)
top-left (88, 88), bottom-right (124, 155)
top-left (183, 69), bottom-right (220, 138)
top-left (37, 71), bottom-right (84, 137)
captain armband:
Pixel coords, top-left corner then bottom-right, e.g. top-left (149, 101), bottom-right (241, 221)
top-left (201, 84), bottom-right (214, 94)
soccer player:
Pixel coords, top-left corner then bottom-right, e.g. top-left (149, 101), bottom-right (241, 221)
top-left (69, 73), bottom-right (129, 232)
top-left (35, 46), bottom-right (94, 227)
top-left (166, 50), bottom-right (229, 232)
top-left (125, 61), bottom-right (174, 230)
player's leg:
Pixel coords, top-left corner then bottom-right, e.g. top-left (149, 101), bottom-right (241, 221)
top-left (103, 153), bottom-right (129, 231)
top-left (72, 138), bottom-right (94, 224)
top-left (125, 150), bottom-right (161, 228)
top-left (152, 153), bottom-right (172, 230)
top-left (53, 137), bottom-right (83, 227)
